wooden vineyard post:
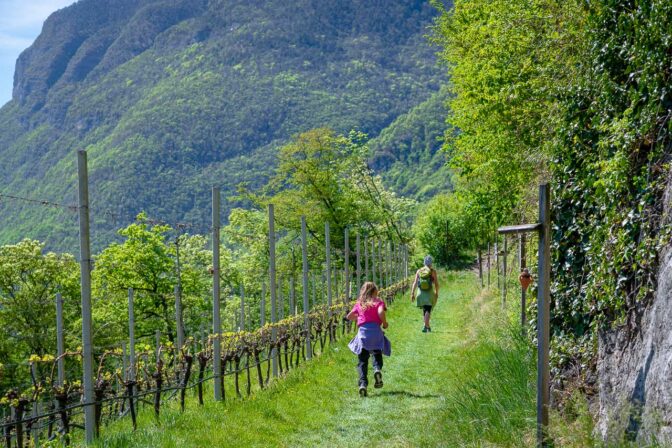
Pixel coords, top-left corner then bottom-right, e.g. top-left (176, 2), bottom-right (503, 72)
top-left (212, 186), bottom-right (222, 401)
top-left (405, 245), bottom-right (409, 280)
top-left (311, 272), bottom-right (317, 308)
top-left (127, 288), bottom-right (136, 376)
top-left (537, 184), bottom-right (551, 446)
top-left (290, 278), bottom-right (296, 315)
top-left (126, 288), bottom-right (137, 429)
top-left (269, 204), bottom-right (278, 377)
top-left (261, 282), bottom-right (266, 326)
top-left (520, 234), bottom-right (527, 332)
top-left (371, 239), bottom-right (376, 284)
top-left (364, 236), bottom-right (369, 282)
top-left (345, 228), bottom-right (350, 304)
top-left (239, 284), bottom-right (245, 331)
top-left (278, 277), bottom-right (284, 320)
top-left (478, 249), bottom-right (483, 288)
top-left (389, 242), bottom-right (393, 287)
top-left (487, 241), bottom-right (491, 287)
top-left (373, 239), bottom-right (378, 286)
top-left (55, 293), bottom-right (65, 386)
top-left (122, 342), bottom-right (127, 382)
top-left (301, 216), bottom-right (313, 359)
top-left (175, 236), bottom-right (184, 351)
top-left (392, 243), bottom-right (397, 284)
top-left (503, 235), bottom-right (508, 307)
top-left (378, 240), bottom-right (384, 289)
top-left (495, 234), bottom-right (500, 290)
top-left (402, 244), bottom-right (406, 283)
top-left (175, 285), bottom-right (184, 351)
top-left (384, 241), bottom-right (389, 294)
top-left (326, 222), bottom-right (332, 313)
top-left (77, 150), bottom-right (96, 443)
top-left (398, 243), bottom-right (403, 283)
top-left (497, 183), bottom-right (551, 448)
top-left (399, 243), bottom-right (403, 283)
top-left (356, 233), bottom-right (361, 292)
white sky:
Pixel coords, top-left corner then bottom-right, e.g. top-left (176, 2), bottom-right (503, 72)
top-left (0, 0), bottom-right (76, 106)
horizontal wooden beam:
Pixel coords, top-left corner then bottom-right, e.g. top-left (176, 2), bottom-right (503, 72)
top-left (498, 223), bottom-right (541, 234)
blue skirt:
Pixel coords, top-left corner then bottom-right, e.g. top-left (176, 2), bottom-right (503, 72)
top-left (348, 322), bottom-right (391, 356)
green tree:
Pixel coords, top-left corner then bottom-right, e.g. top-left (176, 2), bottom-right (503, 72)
top-left (228, 128), bottom-right (414, 313)
top-left (92, 214), bottom-right (214, 348)
top-left (431, 0), bottom-right (585, 242)
top-left (414, 194), bottom-right (473, 267)
top-left (254, 128), bottom-right (414, 246)
top-left (0, 239), bottom-right (79, 390)
top-left (552, 0), bottom-right (672, 334)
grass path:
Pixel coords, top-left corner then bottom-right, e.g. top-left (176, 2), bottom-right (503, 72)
top-left (97, 271), bottom-right (534, 447)
top-left (282, 271), bottom-right (477, 448)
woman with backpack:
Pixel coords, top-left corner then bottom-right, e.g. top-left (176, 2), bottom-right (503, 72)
top-left (411, 255), bottom-right (439, 332)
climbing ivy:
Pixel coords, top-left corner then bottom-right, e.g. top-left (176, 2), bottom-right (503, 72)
top-left (552, 0), bottom-right (672, 339)
top-left (434, 0), bottom-right (672, 380)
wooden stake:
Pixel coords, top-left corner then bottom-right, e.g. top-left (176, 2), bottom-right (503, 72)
top-left (301, 216), bottom-right (312, 359)
top-left (212, 186), bottom-right (222, 401)
top-left (77, 150), bottom-right (96, 443)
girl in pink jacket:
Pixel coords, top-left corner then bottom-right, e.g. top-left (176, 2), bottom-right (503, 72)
top-left (347, 282), bottom-right (391, 397)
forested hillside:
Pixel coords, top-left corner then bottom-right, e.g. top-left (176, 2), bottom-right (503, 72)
top-left (0, 0), bottom-right (450, 251)
top-left (369, 88), bottom-right (451, 199)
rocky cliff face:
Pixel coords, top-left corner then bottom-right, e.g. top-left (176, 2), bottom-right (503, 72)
top-left (14, 0), bottom-right (143, 111)
top-left (597, 183), bottom-right (672, 444)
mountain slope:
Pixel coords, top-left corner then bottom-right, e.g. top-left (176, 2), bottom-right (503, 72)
top-left (0, 0), bottom-right (446, 251)
top-left (370, 88), bottom-right (451, 199)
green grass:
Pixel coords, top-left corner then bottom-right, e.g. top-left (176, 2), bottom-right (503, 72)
top-left (93, 271), bottom-right (538, 447)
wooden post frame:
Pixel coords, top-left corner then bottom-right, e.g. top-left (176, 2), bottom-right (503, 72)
top-left (371, 238), bottom-right (376, 285)
top-left (478, 249), bottom-right (483, 288)
top-left (364, 236), bottom-right (369, 282)
top-left (261, 282), bottom-right (266, 326)
top-left (356, 233), bottom-right (361, 292)
top-left (378, 240), bottom-right (384, 289)
top-left (239, 284), bottom-right (245, 331)
top-left (326, 222), bottom-right (332, 312)
top-left (345, 228), bottom-right (350, 303)
top-left (268, 204), bottom-right (278, 377)
top-left (175, 284), bottom-right (184, 350)
top-left (520, 234), bottom-right (527, 332)
top-left (487, 241), bottom-right (491, 287)
top-left (77, 150), bottom-right (96, 443)
top-left (503, 235), bottom-right (508, 307)
top-left (212, 186), bottom-right (222, 401)
top-left (497, 183), bottom-right (550, 448)
top-left (404, 244), bottom-right (409, 280)
top-left (300, 216), bottom-right (313, 359)
top-left (290, 277), bottom-right (296, 315)
top-left (495, 234), bottom-right (499, 290)
top-left (55, 293), bottom-right (66, 386)
top-left (128, 288), bottom-right (136, 382)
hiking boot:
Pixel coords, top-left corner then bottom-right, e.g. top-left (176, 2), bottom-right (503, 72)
top-left (374, 370), bottom-right (383, 389)
top-left (422, 326), bottom-right (428, 333)
top-left (359, 385), bottom-right (368, 397)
